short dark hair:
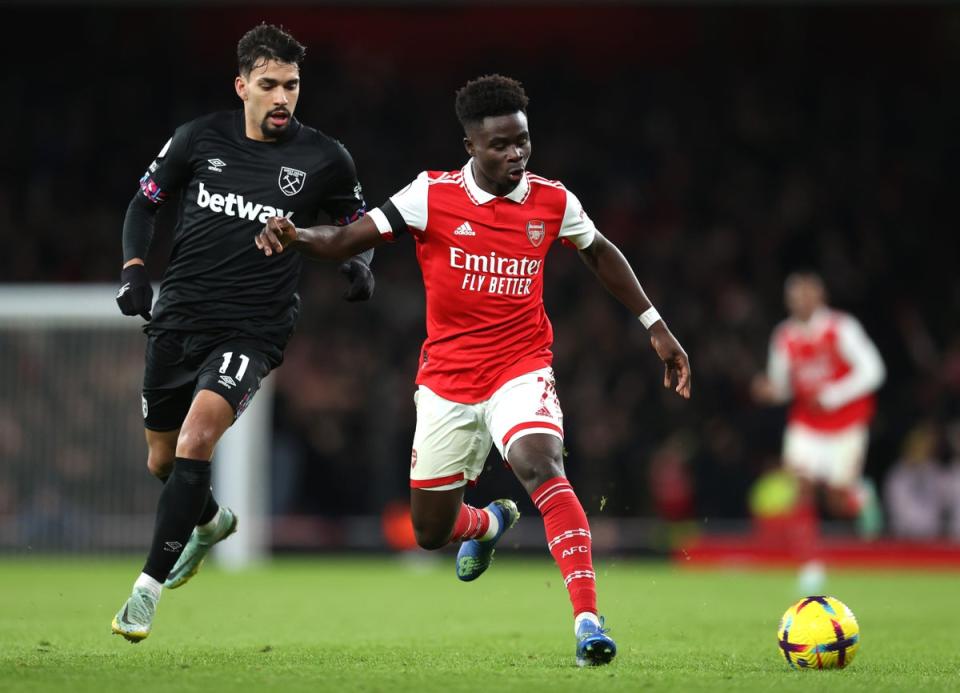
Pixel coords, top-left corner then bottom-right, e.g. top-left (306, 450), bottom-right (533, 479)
top-left (454, 74), bottom-right (529, 128)
top-left (237, 23), bottom-right (306, 77)
top-left (785, 270), bottom-right (824, 290)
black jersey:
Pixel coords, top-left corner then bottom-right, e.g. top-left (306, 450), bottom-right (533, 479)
top-left (138, 110), bottom-right (366, 345)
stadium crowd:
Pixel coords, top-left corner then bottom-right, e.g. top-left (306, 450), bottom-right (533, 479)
top-left (2, 6), bottom-right (958, 538)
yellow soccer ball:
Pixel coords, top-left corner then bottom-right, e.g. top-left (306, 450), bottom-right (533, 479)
top-left (777, 596), bottom-right (860, 669)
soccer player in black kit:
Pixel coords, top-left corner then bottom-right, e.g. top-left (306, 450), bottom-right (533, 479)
top-left (111, 23), bottom-right (374, 642)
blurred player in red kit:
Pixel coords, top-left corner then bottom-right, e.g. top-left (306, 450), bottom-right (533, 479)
top-left (752, 272), bottom-right (885, 590)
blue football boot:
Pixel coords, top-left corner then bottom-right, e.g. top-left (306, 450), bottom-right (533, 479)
top-left (455, 499), bottom-right (520, 581)
top-left (575, 616), bottom-right (617, 667)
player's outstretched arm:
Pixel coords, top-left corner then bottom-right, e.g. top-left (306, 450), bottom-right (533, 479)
top-left (578, 231), bottom-right (691, 399)
top-left (256, 215), bottom-right (384, 261)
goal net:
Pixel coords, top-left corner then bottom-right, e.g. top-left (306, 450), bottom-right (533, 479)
top-left (0, 284), bottom-right (269, 566)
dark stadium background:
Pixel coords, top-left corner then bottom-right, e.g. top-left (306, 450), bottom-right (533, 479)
top-left (1, 2), bottom-right (958, 553)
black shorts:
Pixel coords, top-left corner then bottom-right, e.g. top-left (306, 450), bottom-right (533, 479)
top-left (141, 330), bottom-right (282, 432)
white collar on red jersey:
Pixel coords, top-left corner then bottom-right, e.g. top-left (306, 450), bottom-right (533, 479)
top-left (462, 159), bottom-right (530, 205)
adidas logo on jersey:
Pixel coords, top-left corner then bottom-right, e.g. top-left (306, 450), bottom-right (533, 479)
top-left (453, 221), bottom-right (476, 236)
top-left (196, 182), bottom-right (294, 224)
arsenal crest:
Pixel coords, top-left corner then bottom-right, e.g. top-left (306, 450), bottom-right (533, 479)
top-left (526, 219), bottom-right (545, 247)
top-left (278, 166), bottom-right (306, 196)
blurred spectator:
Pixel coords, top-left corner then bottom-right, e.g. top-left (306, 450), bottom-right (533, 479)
top-left (884, 423), bottom-right (943, 540)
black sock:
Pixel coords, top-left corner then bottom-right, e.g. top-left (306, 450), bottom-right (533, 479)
top-left (157, 471), bottom-right (220, 526)
top-left (142, 457), bottom-right (212, 582)
top-left (197, 491), bottom-right (220, 526)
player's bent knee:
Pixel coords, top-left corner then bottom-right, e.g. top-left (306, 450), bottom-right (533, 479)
top-left (175, 389), bottom-right (237, 459)
top-left (508, 435), bottom-right (566, 491)
top-left (512, 453), bottom-right (565, 492)
top-left (176, 427), bottom-right (221, 461)
top-left (146, 454), bottom-right (174, 479)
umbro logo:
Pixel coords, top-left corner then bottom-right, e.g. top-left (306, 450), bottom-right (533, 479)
top-left (164, 541), bottom-right (183, 553)
top-left (208, 158), bottom-right (226, 172)
top-left (218, 375), bottom-right (237, 389)
top-left (453, 221), bottom-right (476, 236)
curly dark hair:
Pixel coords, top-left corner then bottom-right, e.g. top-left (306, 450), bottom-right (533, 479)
top-left (237, 23), bottom-right (306, 77)
top-left (454, 74), bottom-right (529, 128)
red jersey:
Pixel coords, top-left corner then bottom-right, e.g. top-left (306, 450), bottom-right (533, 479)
top-left (766, 308), bottom-right (885, 431)
top-left (368, 161), bottom-right (597, 403)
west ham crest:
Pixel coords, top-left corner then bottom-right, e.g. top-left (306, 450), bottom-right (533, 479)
top-left (278, 166), bottom-right (306, 196)
top-left (526, 219), bottom-right (545, 247)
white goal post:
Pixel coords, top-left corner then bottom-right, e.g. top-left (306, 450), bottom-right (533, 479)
top-left (0, 284), bottom-right (269, 567)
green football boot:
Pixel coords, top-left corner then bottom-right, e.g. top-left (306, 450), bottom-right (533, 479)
top-left (111, 586), bottom-right (158, 643)
top-left (164, 507), bottom-right (238, 589)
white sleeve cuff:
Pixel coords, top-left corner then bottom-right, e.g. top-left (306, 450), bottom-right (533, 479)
top-left (367, 207), bottom-right (393, 235)
top-left (558, 188), bottom-right (598, 250)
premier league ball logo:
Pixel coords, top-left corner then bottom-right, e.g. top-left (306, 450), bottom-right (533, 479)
top-left (278, 166), bottom-right (306, 196)
top-left (526, 219), bottom-right (545, 247)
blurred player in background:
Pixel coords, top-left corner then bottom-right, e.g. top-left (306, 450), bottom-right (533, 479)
top-left (752, 271), bottom-right (885, 590)
top-left (111, 23), bottom-right (375, 642)
top-left (256, 74), bottom-right (691, 666)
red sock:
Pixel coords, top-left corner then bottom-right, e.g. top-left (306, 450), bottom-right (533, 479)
top-left (449, 503), bottom-right (491, 542)
top-left (531, 477), bottom-right (597, 617)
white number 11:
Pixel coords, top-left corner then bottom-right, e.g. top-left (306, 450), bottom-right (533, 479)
top-left (219, 351), bottom-right (250, 381)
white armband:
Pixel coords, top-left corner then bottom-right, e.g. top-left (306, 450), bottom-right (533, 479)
top-left (638, 307), bottom-right (661, 329)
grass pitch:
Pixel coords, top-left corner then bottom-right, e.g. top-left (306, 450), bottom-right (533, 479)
top-left (2, 555), bottom-right (957, 692)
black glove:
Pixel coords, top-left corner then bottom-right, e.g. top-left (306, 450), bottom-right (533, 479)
top-left (339, 258), bottom-right (375, 302)
top-left (116, 264), bottom-right (153, 320)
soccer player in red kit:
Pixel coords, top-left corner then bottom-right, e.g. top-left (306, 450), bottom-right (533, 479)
top-left (752, 272), bottom-right (885, 590)
top-left (256, 75), bottom-right (691, 666)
